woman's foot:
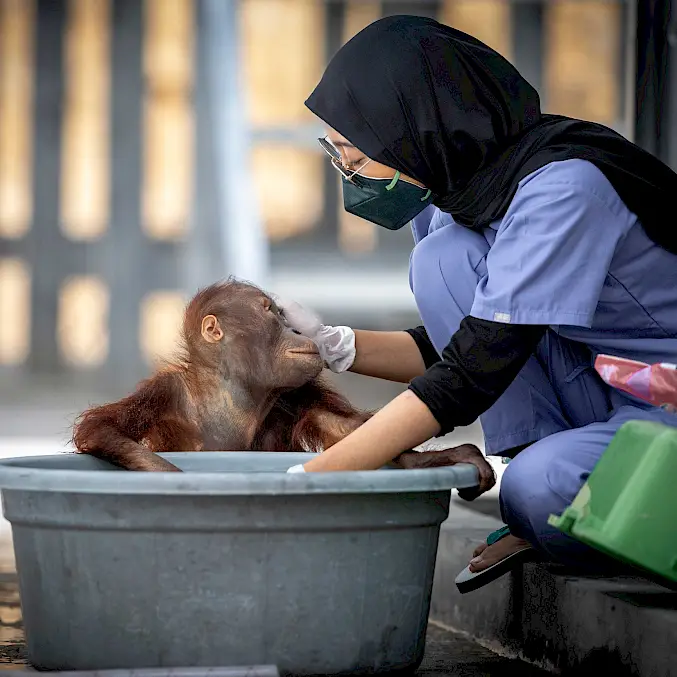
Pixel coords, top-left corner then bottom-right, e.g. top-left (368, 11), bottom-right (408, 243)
top-left (468, 534), bottom-right (532, 573)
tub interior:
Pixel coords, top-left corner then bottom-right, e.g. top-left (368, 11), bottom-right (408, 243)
top-left (0, 452), bottom-right (480, 494)
top-left (0, 451), bottom-right (400, 474)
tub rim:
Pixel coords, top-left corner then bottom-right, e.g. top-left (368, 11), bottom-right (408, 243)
top-left (0, 451), bottom-right (480, 496)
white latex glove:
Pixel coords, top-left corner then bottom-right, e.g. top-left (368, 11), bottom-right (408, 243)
top-left (274, 297), bottom-right (356, 373)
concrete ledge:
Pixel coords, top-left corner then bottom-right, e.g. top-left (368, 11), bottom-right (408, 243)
top-left (431, 501), bottom-right (677, 676)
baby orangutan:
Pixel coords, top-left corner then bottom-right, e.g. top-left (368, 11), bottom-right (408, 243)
top-left (72, 279), bottom-right (495, 494)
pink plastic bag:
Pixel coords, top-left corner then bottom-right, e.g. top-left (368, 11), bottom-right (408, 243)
top-left (594, 354), bottom-right (677, 412)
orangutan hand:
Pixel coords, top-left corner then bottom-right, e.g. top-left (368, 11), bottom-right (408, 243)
top-left (394, 444), bottom-right (496, 500)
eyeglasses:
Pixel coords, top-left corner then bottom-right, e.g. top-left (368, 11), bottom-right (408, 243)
top-left (318, 136), bottom-right (371, 183)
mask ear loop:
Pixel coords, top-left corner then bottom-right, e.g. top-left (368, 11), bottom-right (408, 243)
top-left (386, 170), bottom-right (432, 202)
top-left (385, 171), bottom-right (433, 202)
top-left (385, 171), bottom-right (401, 190)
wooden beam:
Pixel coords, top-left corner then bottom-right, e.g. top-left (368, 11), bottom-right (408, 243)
top-left (544, 1), bottom-right (621, 125)
top-left (60, 0), bottom-right (110, 240)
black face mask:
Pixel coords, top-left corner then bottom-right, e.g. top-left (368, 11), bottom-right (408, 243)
top-left (342, 170), bottom-right (435, 231)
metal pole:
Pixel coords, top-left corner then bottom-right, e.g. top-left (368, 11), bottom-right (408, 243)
top-left (202, 0), bottom-right (269, 289)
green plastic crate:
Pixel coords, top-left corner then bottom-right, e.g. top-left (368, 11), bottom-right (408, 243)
top-left (548, 419), bottom-right (677, 587)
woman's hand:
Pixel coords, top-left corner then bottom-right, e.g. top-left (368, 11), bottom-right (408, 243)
top-left (274, 297), bottom-right (428, 383)
top-left (275, 297), bottom-right (356, 373)
top-left (302, 390), bottom-right (441, 472)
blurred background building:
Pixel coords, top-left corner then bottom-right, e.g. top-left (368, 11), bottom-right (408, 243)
top-left (0, 0), bottom-right (672, 431)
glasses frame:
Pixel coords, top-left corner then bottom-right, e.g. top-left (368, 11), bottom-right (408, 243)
top-left (318, 136), bottom-right (369, 183)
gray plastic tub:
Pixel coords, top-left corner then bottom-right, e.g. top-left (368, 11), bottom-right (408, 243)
top-left (0, 452), bottom-right (479, 674)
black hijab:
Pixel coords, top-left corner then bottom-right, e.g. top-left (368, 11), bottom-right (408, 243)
top-left (305, 15), bottom-right (677, 254)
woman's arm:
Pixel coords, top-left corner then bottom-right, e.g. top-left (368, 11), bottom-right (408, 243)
top-left (302, 390), bottom-right (439, 471)
top-left (349, 330), bottom-right (427, 383)
top-left (301, 316), bottom-right (546, 472)
top-left (275, 297), bottom-right (436, 382)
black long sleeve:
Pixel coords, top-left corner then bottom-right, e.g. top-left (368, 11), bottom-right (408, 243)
top-left (408, 317), bottom-right (546, 435)
top-left (404, 325), bottom-right (440, 369)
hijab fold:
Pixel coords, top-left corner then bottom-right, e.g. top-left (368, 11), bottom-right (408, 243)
top-left (305, 15), bottom-right (677, 254)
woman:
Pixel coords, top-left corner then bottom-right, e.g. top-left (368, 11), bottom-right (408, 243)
top-left (278, 15), bottom-right (677, 591)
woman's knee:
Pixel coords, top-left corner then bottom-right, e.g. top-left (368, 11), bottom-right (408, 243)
top-left (412, 217), bottom-right (489, 276)
top-left (410, 219), bottom-right (489, 336)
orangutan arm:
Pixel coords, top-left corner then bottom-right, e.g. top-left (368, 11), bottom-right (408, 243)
top-left (71, 371), bottom-right (197, 472)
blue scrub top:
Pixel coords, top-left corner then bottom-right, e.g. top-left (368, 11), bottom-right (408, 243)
top-left (410, 159), bottom-right (677, 366)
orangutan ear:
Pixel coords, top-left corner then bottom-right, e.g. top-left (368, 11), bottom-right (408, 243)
top-left (200, 315), bottom-right (224, 343)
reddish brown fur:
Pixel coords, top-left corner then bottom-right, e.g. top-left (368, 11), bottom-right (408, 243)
top-left (254, 380), bottom-right (370, 452)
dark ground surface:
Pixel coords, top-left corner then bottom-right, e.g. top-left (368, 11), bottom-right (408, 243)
top-left (418, 624), bottom-right (548, 677)
top-left (0, 579), bottom-right (24, 669)
top-left (0, 576), bottom-right (547, 675)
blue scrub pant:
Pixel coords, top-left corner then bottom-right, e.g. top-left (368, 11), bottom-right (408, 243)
top-left (410, 223), bottom-right (677, 570)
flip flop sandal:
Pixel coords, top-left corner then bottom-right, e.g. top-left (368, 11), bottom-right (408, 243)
top-left (455, 525), bottom-right (541, 594)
